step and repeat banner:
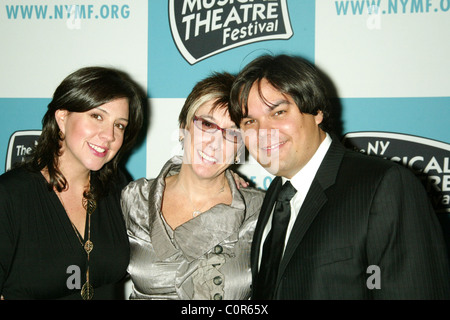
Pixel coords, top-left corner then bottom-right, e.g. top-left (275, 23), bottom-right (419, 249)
top-left (1, 0), bottom-right (449, 263)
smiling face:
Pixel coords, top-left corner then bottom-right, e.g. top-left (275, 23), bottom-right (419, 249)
top-left (55, 97), bottom-right (129, 173)
top-left (240, 78), bottom-right (326, 178)
top-left (182, 100), bottom-right (241, 180)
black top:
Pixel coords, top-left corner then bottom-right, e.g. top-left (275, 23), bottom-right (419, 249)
top-left (0, 167), bottom-right (130, 299)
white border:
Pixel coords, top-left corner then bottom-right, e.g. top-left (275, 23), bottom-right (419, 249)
top-left (6, 130), bottom-right (42, 171)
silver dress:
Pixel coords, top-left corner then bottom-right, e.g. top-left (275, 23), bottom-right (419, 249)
top-left (121, 156), bottom-right (265, 300)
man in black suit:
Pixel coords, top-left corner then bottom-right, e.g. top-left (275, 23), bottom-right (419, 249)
top-left (229, 54), bottom-right (450, 299)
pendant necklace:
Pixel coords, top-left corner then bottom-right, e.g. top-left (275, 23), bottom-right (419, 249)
top-left (56, 187), bottom-right (96, 300)
top-left (179, 177), bottom-right (225, 217)
top-left (80, 196), bottom-right (96, 300)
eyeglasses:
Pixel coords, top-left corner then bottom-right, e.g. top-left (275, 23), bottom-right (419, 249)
top-left (193, 115), bottom-right (242, 144)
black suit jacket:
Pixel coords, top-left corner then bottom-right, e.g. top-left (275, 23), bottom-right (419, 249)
top-left (251, 137), bottom-right (450, 299)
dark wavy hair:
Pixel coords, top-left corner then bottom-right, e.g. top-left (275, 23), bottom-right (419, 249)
top-left (229, 54), bottom-right (332, 132)
top-left (30, 66), bottom-right (144, 199)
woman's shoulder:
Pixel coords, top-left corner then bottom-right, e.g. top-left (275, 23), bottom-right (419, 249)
top-left (122, 177), bottom-right (155, 193)
top-left (120, 177), bottom-right (159, 233)
top-left (237, 185), bottom-right (266, 219)
top-left (0, 167), bottom-right (43, 209)
top-left (0, 166), bottom-right (38, 189)
top-left (238, 184), bottom-right (266, 201)
top-left (121, 177), bottom-right (157, 206)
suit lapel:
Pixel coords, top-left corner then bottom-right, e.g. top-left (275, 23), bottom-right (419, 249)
top-left (276, 136), bottom-right (346, 284)
top-left (250, 176), bottom-right (282, 280)
top-left (277, 179), bottom-right (327, 281)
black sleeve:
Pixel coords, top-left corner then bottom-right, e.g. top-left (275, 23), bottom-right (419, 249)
top-left (367, 165), bottom-right (450, 299)
top-left (0, 175), bottom-right (20, 295)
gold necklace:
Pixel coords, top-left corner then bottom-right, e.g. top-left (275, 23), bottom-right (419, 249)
top-left (179, 177), bottom-right (226, 217)
top-left (56, 189), bottom-right (96, 300)
top-left (80, 197), bottom-right (96, 300)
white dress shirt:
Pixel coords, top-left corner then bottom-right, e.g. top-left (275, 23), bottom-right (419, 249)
top-left (258, 133), bottom-right (332, 270)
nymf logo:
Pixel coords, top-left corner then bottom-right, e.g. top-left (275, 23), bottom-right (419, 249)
top-left (6, 130), bottom-right (41, 171)
top-left (169, 0), bottom-right (293, 64)
top-left (343, 132), bottom-right (450, 214)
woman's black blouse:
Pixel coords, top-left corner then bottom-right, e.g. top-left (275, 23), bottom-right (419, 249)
top-left (0, 167), bottom-right (130, 299)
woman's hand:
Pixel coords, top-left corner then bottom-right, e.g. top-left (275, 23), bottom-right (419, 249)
top-left (231, 170), bottom-right (249, 189)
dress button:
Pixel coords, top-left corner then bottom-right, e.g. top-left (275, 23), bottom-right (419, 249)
top-left (213, 276), bottom-right (223, 285)
top-left (213, 293), bottom-right (223, 300)
top-left (214, 245), bottom-right (223, 254)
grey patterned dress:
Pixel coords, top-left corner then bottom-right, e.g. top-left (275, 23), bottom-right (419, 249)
top-left (121, 156), bottom-right (265, 300)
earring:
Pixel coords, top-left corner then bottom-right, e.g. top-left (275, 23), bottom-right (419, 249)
top-left (179, 136), bottom-right (185, 150)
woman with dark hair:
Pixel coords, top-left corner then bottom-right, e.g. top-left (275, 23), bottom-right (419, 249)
top-left (0, 66), bottom-right (144, 299)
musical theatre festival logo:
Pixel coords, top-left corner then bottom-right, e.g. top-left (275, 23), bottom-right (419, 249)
top-left (169, 0), bottom-right (293, 64)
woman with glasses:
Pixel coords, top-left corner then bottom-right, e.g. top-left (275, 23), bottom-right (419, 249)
top-left (121, 72), bottom-right (265, 300)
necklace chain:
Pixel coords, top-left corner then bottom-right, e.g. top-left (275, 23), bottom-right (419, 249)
top-left (55, 187), bottom-right (96, 300)
top-left (179, 177), bottom-right (226, 217)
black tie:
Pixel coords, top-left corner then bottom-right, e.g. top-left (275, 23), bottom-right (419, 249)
top-left (253, 181), bottom-right (297, 300)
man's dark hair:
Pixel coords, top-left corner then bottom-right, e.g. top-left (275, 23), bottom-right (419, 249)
top-left (229, 54), bottom-right (331, 132)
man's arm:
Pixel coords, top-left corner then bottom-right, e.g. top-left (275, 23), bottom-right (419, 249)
top-left (367, 165), bottom-right (450, 299)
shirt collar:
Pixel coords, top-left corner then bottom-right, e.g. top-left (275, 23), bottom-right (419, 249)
top-left (282, 132), bottom-right (332, 192)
